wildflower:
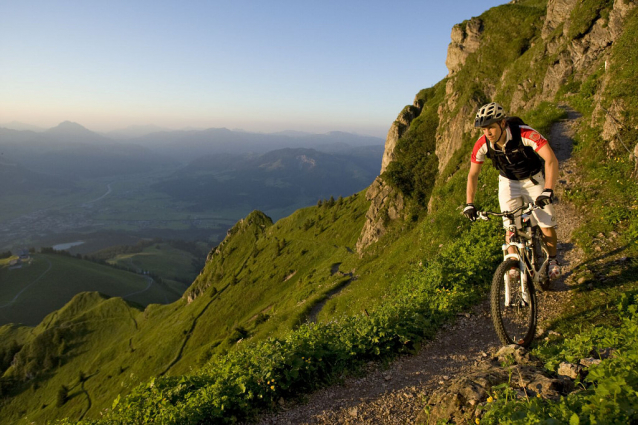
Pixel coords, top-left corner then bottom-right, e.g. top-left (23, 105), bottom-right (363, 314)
top-left (271, 385), bottom-right (275, 390)
top-left (487, 396), bottom-right (494, 403)
top-left (476, 419), bottom-right (480, 424)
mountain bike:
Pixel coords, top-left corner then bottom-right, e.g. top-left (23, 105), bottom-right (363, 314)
top-left (477, 203), bottom-right (550, 347)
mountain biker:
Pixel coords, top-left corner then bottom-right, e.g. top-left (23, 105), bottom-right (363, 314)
top-left (463, 102), bottom-right (560, 280)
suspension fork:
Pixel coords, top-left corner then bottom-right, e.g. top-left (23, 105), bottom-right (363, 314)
top-left (502, 242), bottom-right (528, 306)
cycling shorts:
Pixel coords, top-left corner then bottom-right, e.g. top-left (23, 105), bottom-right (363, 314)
top-left (498, 171), bottom-right (556, 229)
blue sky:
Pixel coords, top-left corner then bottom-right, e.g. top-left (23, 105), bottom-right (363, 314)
top-left (0, 0), bottom-right (506, 136)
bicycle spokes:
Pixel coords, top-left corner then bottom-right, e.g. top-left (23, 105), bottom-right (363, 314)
top-left (491, 259), bottom-right (537, 347)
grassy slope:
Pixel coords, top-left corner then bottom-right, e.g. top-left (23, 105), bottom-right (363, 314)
top-left (0, 254), bottom-right (170, 326)
top-left (1, 190), bottom-right (426, 423)
top-left (107, 242), bottom-right (204, 294)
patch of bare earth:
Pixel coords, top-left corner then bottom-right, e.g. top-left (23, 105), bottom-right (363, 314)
top-left (251, 109), bottom-right (583, 425)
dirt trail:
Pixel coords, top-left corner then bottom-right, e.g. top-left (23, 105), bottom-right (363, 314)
top-left (252, 108), bottom-right (583, 425)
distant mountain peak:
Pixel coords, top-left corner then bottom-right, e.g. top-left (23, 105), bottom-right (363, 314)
top-left (43, 121), bottom-right (112, 143)
top-left (50, 121), bottom-right (90, 132)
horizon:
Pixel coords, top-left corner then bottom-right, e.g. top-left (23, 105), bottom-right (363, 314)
top-left (0, 0), bottom-right (507, 138)
top-left (0, 119), bottom-right (388, 138)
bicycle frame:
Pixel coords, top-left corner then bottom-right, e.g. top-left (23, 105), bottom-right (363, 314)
top-left (479, 204), bottom-right (550, 292)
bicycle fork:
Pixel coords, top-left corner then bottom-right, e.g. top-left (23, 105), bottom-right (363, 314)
top-left (502, 243), bottom-right (529, 307)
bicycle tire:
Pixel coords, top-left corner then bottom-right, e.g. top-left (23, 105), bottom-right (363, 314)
top-left (490, 258), bottom-right (537, 347)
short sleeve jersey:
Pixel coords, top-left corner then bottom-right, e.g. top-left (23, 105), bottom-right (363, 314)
top-left (471, 124), bottom-right (548, 165)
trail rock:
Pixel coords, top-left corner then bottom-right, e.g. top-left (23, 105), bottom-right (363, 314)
top-left (557, 362), bottom-right (582, 379)
top-left (416, 350), bottom-right (571, 424)
top-left (580, 357), bottom-right (602, 368)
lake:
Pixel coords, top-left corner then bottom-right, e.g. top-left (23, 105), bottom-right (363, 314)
top-left (52, 241), bottom-right (85, 251)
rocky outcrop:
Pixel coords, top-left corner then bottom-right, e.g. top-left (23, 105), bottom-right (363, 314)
top-left (357, 95), bottom-right (422, 253)
top-left (381, 101), bottom-right (423, 173)
top-left (355, 176), bottom-right (405, 254)
top-left (360, 0), bottom-right (636, 251)
top-left (540, 0), bottom-right (635, 108)
top-left (446, 18), bottom-right (484, 76)
top-left (415, 345), bottom-right (605, 425)
top-left (542, 0), bottom-right (578, 40)
top-left (589, 0), bottom-right (636, 145)
top-left (435, 100), bottom-right (476, 174)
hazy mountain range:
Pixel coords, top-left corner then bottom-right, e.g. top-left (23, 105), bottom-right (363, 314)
top-left (0, 121), bottom-right (384, 172)
top-left (0, 120), bottom-right (384, 251)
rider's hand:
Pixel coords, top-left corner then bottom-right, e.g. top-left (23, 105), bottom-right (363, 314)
top-left (463, 203), bottom-right (478, 221)
top-left (535, 189), bottom-right (554, 208)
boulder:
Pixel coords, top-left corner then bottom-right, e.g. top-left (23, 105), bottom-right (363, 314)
top-left (416, 348), bottom-right (572, 424)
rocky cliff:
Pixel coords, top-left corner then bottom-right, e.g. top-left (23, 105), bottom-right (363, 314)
top-left (357, 0), bottom-right (635, 253)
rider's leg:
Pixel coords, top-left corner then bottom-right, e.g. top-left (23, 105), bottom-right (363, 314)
top-left (540, 225), bottom-right (560, 279)
top-left (522, 172), bottom-right (561, 278)
top-left (498, 176), bottom-right (523, 256)
top-left (540, 226), bottom-right (557, 257)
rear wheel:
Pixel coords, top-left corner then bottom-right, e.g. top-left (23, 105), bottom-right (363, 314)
top-left (490, 259), bottom-right (537, 347)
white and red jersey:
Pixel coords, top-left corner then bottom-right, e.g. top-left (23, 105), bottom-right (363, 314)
top-left (471, 124), bottom-right (547, 165)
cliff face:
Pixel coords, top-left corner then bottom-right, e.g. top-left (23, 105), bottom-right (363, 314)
top-left (357, 96), bottom-right (422, 253)
top-left (445, 18), bottom-right (484, 77)
top-left (357, 0), bottom-right (636, 253)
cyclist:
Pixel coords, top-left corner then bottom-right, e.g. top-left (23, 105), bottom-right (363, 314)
top-left (463, 102), bottom-right (560, 280)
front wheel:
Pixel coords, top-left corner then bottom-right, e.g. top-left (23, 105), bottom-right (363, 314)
top-left (490, 258), bottom-right (537, 347)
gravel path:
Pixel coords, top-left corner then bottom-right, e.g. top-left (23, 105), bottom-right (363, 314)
top-left (252, 109), bottom-right (583, 425)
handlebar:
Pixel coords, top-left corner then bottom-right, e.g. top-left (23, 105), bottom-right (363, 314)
top-left (476, 203), bottom-right (541, 221)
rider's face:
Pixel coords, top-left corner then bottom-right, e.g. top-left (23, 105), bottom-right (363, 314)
top-left (482, 121), bottom-right (505, 143)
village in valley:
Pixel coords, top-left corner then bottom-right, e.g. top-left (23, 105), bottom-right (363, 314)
top-left (7, 249), bottom-right (32, 270)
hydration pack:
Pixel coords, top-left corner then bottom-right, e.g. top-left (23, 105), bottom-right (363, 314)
top-left (485, 117), bottom-right (544, 181)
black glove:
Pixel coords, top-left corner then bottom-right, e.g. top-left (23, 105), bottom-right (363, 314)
top-left (463, 203), bottom-right (478, 221)
top-left (535, 189), bottom-right (554, 208)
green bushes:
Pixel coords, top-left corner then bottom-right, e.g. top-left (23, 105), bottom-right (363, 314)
top-left (74, 213), bottom-right (502, 424)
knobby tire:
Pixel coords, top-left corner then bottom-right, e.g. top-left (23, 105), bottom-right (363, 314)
top-left (490, 258), bottom-right (537, 347)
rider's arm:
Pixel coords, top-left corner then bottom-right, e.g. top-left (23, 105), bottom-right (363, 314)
top-left (466, 161), bottom-right (482, 203)
top-left (536, 145), bottom-right (558, 190)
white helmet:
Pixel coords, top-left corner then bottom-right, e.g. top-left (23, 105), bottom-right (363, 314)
top-left (474, 102), bottom-right (506, 128)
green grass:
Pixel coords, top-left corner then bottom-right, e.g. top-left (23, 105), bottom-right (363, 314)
top-left (0, 254), bottom-right (172, 326)
top-left (62, 213), bottom-right (505, 425)
top-left (107, 242), bottom-right (206, 293)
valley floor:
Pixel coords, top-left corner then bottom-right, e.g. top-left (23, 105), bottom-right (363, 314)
top-left (250, 109), bottom-right (589, 424)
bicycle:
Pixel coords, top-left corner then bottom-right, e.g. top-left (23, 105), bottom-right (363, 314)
top-left (477, 203), bottom-right (550, 347)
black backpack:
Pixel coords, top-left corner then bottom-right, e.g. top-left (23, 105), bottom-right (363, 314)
top-left (484, 117), bottom-right (544, 181)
